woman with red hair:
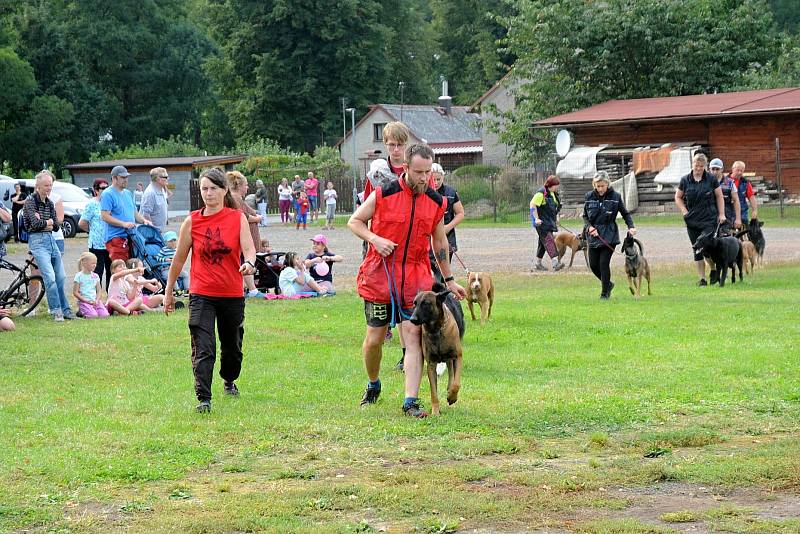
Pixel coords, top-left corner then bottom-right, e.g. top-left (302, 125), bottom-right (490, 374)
top-left (530, 175), bottom-right (565, 271)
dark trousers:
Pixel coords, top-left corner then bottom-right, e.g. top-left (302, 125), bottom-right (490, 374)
top-left (588, 246), bottom-right (615, 296)
top-left (535, 227), bottom-right (557, 259)
top-left (188, 294), bottom-right (246, 401)
top-left (90, 247), bottom-right (112, 290)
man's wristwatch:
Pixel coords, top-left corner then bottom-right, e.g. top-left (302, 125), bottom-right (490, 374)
top-left (444, 275), bottom-right (454, 283)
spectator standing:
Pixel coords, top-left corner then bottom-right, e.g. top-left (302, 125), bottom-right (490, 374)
top-left (305, 171), bottom-right (319, 222)
top-left (164, 168), bottom-right (258, 413)
top-left (10, 183), bottom-right (26, 242)
top-left (278, 178), bottom-right (293, 224)
top-left (134, 182), bottom-right (144, 211)
top-left (323, 181), bottom-right (337, 230)
top-left (530, 175), bottom-right (565, 272)
top-left (296, 191), bottom-right (310, 230)
top-left (675, 153), bottom-right (726, 286)
top-left (22, 170), bottom-right (76, 321)
top-left (226, 171), bottom-right (266, 299)
top-left (101, 166), bottom-right (151, 261)
top-left (730, 161), bottom-right (758, 225)
top-left (78, 179), bottom-right (112, 289)
top-left (255, 179), bottom-right (268, 227)
top-left (583, 171), bottom-right (636, 299)
top-left (139, 167), bottom-right (170, 232)
top-left (431, 163), bottom-right (464, 263)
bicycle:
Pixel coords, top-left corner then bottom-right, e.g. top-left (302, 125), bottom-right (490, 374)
top-left (0, 254), bottom-right (44, 317)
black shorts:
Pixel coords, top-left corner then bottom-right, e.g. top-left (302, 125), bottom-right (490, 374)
top-left (364, 300), bottom-right (413, 328)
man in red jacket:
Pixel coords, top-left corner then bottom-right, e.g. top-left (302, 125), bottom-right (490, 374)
top-left (348, 144), bottom-right (466, 418)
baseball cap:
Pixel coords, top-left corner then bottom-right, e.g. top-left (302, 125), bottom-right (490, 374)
top-left (310, 234), bottom-right (327, 245)
top-left (93, 178), bottom-right (109, 190)
top-left (163, 231), bottom-right (178, 242)
top-left (111, 165), bottom-right (130, 177)
top-left (709, 158), bottom-right (724, 169)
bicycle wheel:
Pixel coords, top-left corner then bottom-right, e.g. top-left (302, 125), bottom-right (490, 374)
top-left (2, 274), bottom-right (44, 317)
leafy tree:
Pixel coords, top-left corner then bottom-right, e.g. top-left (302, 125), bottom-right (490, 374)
top-left (770, 0), bottom-right (800, 33)
top-left (500, 0), bottom-right (786, 163)
top-left (430, 0), bottom-right (516, 105)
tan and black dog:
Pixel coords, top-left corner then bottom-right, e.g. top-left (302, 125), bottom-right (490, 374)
top-left (409, 285), bottom-right (465, 416)
top-left (554, 230), bottom-right (588, 268)
top-left (466, 271), bottom-right (494, 325)
top-left (740, 239), bottom-right (757, 275)
top-left (621, 235), bottom-right (651, 298)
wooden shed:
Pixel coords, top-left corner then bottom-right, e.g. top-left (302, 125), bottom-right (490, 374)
top-left (535, 88), bottom-right (800, 211)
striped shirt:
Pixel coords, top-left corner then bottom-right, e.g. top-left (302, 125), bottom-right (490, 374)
top-left (23, 194), bottom-right (61, 233)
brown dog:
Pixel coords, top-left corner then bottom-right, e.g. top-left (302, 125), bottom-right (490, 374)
top-left (409, 287), bottom-right (465, 416)
top-left (466, 271), bottom-right (494, 325)
top-left (622, 235), bottom-right (651, 298)
top-left (740, 240), bottom-right (756, 275)
top-left (555, 231), bottom-right (587, 268)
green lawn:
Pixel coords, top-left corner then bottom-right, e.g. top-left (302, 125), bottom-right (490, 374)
top-left (1, 266), bottom-right (799, 532)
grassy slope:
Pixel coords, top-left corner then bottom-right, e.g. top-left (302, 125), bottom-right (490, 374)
top-left (1, 266), bottom-right (798, 532)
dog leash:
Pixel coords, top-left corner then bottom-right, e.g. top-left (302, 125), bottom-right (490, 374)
top-left (557, 222), bottom-right (581, 236)
top-left (381, 254), bottom-right (411, 329)
top-left (451, 250), bottom-right (470, 273)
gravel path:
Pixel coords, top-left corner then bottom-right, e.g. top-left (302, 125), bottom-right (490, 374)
top-left (3, 220), bottom-right (797, 290)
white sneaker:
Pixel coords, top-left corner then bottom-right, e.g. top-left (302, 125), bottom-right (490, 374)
top-left (53, 312), bottom-right (64, 322)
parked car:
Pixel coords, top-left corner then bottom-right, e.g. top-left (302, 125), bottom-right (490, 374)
top-left (1, 179), bottom-right (91, 238)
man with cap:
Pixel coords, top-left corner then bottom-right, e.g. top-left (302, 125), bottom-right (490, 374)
top-left (709, 158), bottom-right (741, 229)
top-left (101, 165), bottom-right (151, 261)
top-left (255, 179), bottom-right (268, 227)
top-left (140, 167), bottom-right (170, 232)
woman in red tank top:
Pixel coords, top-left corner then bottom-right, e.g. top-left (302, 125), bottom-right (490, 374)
top-left (164, 168), bottom-right (257, 414)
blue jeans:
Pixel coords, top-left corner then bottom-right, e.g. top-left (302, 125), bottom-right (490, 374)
top-left (28, 232), bottom-right (71, 315)
top-left (257, 202), bottom-right (267, 227)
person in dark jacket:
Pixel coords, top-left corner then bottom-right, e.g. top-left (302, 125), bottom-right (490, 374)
top-left (583, 171), bottom-right (636, 299)
top-left (530, 175), bottom-right (565, 271)
top-left (674, 153), bottom-right (726, 286)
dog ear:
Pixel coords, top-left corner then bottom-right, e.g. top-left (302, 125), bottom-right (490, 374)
top-left (436, 289), bottom-right (451, 303)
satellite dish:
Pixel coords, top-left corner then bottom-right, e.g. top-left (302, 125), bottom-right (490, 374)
top-left (555, 130), bottom-right (572, 158)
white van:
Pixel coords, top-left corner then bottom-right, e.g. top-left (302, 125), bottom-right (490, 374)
top-left (1, 178), bottom-right (91, 238)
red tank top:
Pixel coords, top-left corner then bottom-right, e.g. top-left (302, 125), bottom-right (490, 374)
top-left (189, 207), bottom-right (244, 297)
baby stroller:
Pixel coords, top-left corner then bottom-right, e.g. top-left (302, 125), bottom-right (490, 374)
top-left (127, 226), bottom-right (188, 304)
top-left (255, 251), bottom-right (286, 294)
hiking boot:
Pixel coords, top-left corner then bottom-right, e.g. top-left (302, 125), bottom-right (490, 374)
top-left (394, 355), bottom-right (404, 372)
top-left (533, 263), bottom-right (547, 271)
top-left (360, 387), bottom-right (381, 406)
top-left (697, 278), bottom-right (708, 287)
top-left (403, 401), bottom-right (429, 418)
top-left (196, 400), bottom-right (211, 413)
top-left (223, 381), bottom-right (240, 396)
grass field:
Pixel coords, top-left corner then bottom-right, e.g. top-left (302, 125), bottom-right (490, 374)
top-left (1, 265), bottom-right (799, 532)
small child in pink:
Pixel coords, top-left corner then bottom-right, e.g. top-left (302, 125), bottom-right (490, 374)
top-left (125, 258), bottom-right (164, 310)
top-left (106, 260), bottom-right (147, 315)
top-left (73, 252), bottom-right (109, 318)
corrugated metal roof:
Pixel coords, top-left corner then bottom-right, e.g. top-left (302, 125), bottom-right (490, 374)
top-left (536, 87), bottom-right (800, 127)
top-left (432, 144), bottom-right (482, 155)
top-left (379, 104), bottom-right (481, 144)
top-left (65, 155), bottom-right (246, 170)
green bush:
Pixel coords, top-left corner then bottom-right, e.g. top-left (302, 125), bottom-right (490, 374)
top-left (452, 164), bottom-right (500, 177)
top-left (90, 136), bottom-right (203, 160)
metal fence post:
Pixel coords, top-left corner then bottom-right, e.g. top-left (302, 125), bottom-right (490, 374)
top-left (490, 173), bottom-right (497, 223)
top-left (775, 137), bottom-right (784, 219)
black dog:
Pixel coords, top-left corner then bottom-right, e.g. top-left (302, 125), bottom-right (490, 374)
top-left (621, 235), bottom-right (651, 298)
top-left (747, 218), bottom-right (766, 266)
top-left (693, 231), bottom-right (743, 287)
top-left (409, 282), bottom-right (465, 416)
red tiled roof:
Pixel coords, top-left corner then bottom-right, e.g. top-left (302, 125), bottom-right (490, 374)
top-left (536, 88), bottom-right (800, 127)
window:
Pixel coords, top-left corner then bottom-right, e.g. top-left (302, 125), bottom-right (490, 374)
top-left (373, 123), bottom-right (386, 142)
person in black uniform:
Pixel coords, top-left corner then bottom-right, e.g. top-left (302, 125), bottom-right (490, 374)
top-left (674, 153), bottom-right (726, 286)
top-left (583, 171), bottom-right (636, 299)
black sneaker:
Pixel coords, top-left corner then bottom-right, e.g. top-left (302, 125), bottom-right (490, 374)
top-left (394, 355), bottom-right (404, 372)
top-left (403, 401), bottom-right (429, 418)
top-left (223, 381), bottom-right (240, 396)
top-left (697, 278), bottom-right (708, 287)
top-left (360, 387), bottom-right (381, 406)
top-left (196, 400), bottom-right (211, 413)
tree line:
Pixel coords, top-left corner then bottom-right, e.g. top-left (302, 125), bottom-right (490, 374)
top-left (0, 0), bottom-right (796, 175)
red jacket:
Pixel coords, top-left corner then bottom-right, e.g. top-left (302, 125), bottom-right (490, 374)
top-left (357, 177), bottom-right (446, 308)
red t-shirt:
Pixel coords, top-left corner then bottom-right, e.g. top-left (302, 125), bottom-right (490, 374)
top-left (189, 207), bottom-right (244, 297)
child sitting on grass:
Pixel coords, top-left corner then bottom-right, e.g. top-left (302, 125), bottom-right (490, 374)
top-left (73, 251), bottom-right (109, 318)
top-left (156, 231), bottom-right (189, 291)
top-left (278, 252), bottom-right (328, 297)
top-left (106, 260), bottom-right (148, 316)
top-left (126, 258), bottom-right (164, 311)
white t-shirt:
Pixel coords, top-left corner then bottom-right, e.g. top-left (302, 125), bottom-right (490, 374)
top-left (323, 188), bottom-right (337, 205)
top-left (49, 192), bottom-right (64, 241)
top-left (278, 267), bottom-right (312, 296)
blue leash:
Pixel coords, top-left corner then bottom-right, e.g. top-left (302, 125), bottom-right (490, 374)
top-left (381, 254), bottom-right (411, 328)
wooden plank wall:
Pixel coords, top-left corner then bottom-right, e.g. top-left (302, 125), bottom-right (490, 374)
top-left (570, 113), bottom-right (799, 193)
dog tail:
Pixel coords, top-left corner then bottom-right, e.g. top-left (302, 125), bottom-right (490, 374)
top-left (633, 238), bottom-right (645, 256)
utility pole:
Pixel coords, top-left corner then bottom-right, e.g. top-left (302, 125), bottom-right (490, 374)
top-left (346, 108), bottom-right (358, 212)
